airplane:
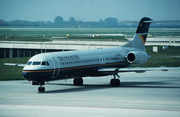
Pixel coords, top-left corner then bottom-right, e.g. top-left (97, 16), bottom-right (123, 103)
top-left (4, 17), bottom-right (180, 93)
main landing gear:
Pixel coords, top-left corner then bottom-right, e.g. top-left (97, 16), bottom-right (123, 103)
top-left (73, 77), bottom-right (83, 86)
top-left (110, 73), bottom-right (120, 87)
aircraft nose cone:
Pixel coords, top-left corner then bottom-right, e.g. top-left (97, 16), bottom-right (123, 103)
top-left (22, 71), bottom-right (31, 81)
top-left (22, 70), bottom-right (54, 82)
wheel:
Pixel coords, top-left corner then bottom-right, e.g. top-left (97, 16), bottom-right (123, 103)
top-left (74, 78), bottom-right (83, 86)
top-left (38, 87), bottom-right (41, 92)
top-left (41, 87), bottom-right (45, 92)
top-left (110, 79), bottom-right (115, 86)
top-left (110, 79), bottom-right (120, 87)
top-left (77, 78), bottom-right (83, 86)
top-left (38, 87), bottom-right (45, 92)
top-left (73, 78), bottom-right (78, 85)
top-left (115, 79), bottom-right (120, 87)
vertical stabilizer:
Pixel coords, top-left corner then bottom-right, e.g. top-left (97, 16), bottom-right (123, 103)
top-left (123, 17), bottom-right (152, 49)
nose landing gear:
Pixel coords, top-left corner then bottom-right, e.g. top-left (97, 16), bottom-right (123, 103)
top-left (32, 81), bottom-right (45, 93)
top-left (38, 86), bottom-right (45, 92)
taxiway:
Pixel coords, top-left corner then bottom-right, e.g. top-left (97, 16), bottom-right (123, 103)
top-left (0, 70), bottom-right (180, 117)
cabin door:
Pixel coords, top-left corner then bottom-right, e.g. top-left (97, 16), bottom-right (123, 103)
top-left (99, 55), bottom-right (106, 65)
top-left (51, 57), bottom-right (60, 78)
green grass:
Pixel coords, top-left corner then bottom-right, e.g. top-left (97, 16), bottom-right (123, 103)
top-left (0, 37), bottom-right (51, 42)
top-left (0, 28), bottom-right (180, 41)
top-left (0, 57), bottom-right (30, 80)
top-left (132, 46), bottom-right (180, 67)
top-left (132, 57), bottom-right (180, 67)
top-left (148, 28), bottom-right (180, 36)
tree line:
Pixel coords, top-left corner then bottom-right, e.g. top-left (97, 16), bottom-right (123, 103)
top-left (0, 16), bottom-right (179, 28)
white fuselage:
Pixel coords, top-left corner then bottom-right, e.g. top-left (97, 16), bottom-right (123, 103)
top-left (22, 47), bottom-right (143, 82)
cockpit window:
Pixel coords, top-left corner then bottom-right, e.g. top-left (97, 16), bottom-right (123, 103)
top-left (41, 61), bottom-right (49, 66)
top-left (27, 61), bottom-right (32, 65)
top-left (41, 61), bottom-right (46, 65)
top-left (46, 61), bottom-right (49, 66)
top-left (32, 61), bottom-right (41, 65)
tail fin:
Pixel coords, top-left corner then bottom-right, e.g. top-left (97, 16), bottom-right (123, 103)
top-left (123, 17), bottom-right (152, 49)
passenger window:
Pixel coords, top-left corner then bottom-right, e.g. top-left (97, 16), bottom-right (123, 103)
top-left (32, 62), bottom-right (41, 65)
top-left (27, 61), bottom-right (32, 65)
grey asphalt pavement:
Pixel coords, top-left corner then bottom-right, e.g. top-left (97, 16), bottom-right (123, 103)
top-left (0, 70), bottom-right (180, 117)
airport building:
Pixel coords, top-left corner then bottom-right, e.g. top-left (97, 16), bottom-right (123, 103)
top-left (0, 48), bottom-right (66, 58)
top-left (0, 41), bottom-right (116, 58)
top-left (1, 39), bottom-right (180, 58)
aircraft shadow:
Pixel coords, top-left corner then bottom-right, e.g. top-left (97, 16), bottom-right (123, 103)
top-left (43, 83), bottom-right (111, 94)
top-left (120, 81), bottom-right (180, 88)
top-left (42, 81), bottom-right (180, 94)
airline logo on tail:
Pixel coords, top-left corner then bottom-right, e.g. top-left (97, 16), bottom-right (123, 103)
top-left (139, 35), bottom-right (147, 44)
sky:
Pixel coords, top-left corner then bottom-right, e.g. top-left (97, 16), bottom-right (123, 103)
top-left (0, 0), bottom-right (180, 22)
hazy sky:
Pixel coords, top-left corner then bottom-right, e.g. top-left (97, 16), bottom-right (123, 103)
top-left (0, 0), bottom-right (180, 22)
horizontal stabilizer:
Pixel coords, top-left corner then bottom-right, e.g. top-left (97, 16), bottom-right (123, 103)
top-left (144, 20), bottom-right (180, 23)
top-left (119, 20), bottom-right (180, 23)
top-left (4, 63), bottom-right (26, 67)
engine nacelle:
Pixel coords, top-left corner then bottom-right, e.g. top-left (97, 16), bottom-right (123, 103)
top-left (125, 51), bottom-right (151, 64)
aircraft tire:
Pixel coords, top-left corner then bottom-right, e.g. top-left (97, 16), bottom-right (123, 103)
top-left (110, 79), bottom-right (120, 87)
top-left (110, 79), bottom-right (115, 86)
top-left (41, 87), bottom-right (45, 92)
top-left (38, 87), bottom-right (41, 92)
top-left (73, 78), bottom-right (78, 85)
top-left (115, 79), bottom-right (120, 87)
top-left (38, 87), bottom-right (45, 92)
top-left (77, 78), bottom-right (83, 86)
top-left (74, 78), bottom-right (83, 86)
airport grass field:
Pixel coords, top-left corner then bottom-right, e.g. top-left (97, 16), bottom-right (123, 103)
top-left (0, 28), bottom-right (180, 41)
top-left (0, 28), bottom-right (180, 80)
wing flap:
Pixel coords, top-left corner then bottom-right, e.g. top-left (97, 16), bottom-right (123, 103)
top-left (4, 63), bottom-right (26, 67)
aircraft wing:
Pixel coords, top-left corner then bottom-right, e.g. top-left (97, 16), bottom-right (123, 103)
top-left (4, 63), bottom-right (26, 67)
top-left (98, 66), bottom-right (180, 74)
